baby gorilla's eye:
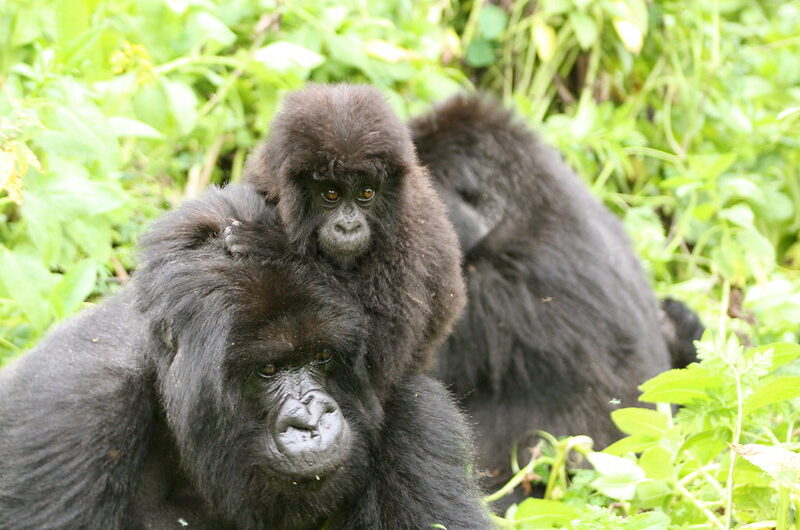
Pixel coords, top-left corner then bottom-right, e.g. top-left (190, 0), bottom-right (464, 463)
top-left (357, 187), bottom-right (375, 202)
top-left (257, 363), bottom-right (278, 378)
top-left (312, 350), bottom-right (333, 365)
top-left (322, 189), bottom-right (341, 202)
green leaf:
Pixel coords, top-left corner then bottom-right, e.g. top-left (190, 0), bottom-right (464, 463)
top-left (570, 12), bottom-right (598, 50)
top-left (163, 80), bottom-right (198, 136)
top-left (512, 498), bottom-right (580, 526)
top-left (639, 447), bottom-right (674, 480)
top-left (254, 41), bottom-right (326, 74)
top-left (639, 365), bottom-right (725, 404)
top-left (744, 376), bottom-right (800, 413)
top-left (187, 12), bottom-right (236, 49)
top-left (107, 117), bottom-right (164, 139)
top-left (588, 452), bottom-right (645, 501)
top-left (478, 5), bottom-right (508, 40)
top-left (746, 343), bottom-right (800, 370)
top-left (611, 408), bottom-right (669, 437)
top-left (681, 430), bottom-right (729, 465)
top-left (603, 434), bottom-right (660, 455)
top-left (50, 260), bottom-right (97, 319)
top-left (465, 38), bottom-right (495, 67)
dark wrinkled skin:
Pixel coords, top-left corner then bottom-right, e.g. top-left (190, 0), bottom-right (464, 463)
top-left (0, 184), bottom-right (491, 529)
top-left (410, 94), bottom-right (704, 510)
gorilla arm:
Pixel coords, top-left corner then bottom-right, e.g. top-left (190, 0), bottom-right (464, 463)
top-left (0, 291), bottom-right (154, 529)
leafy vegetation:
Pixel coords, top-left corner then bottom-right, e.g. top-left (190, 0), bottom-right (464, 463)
top-left (1, 0), bottom-right (798, 527)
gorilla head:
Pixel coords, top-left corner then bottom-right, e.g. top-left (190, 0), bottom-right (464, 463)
top-left (245, 84), bottom-right (418, 267)
top-left (138, 240), bottom-right (379, 524)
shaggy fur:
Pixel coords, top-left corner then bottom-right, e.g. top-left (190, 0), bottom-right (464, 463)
top-left (409, 94), bottom-right (704, 506)
top-left (238, 84), bottom-right (466, 388)
top-left (0, 185), bottom-right (490, 529)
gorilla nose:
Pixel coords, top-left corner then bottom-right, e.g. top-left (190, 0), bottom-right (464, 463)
top-left (274, 391), bottom-right (348, 469)
top-left (333, 219), bottom-right (363, 235)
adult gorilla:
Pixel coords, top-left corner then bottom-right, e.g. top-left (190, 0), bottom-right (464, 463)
top-left (410, 95), bottom-right (703, 502)
top-left (0, 185), bottom-right (490, 529)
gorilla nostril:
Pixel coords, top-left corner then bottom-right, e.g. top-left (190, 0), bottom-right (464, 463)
top-left (334, 221), bottom-right (362, 235)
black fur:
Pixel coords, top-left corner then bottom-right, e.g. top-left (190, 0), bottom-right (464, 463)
top-left (660, 298), bottom-right (704, 368)
top-left (410, 94), bottom-right (703, 505)
top-left (0, 185), bottom-right (490, 529)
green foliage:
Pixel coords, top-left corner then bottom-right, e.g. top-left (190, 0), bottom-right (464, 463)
top-left (0, 0), bottom-right (467, 358)
top-left (1, 0), bottom-right (799, 527)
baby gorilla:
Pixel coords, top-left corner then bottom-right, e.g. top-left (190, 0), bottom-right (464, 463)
top-left (0, 186), bottom-right (490, 529)
top-left (227, 84), bottom-right (466, 386)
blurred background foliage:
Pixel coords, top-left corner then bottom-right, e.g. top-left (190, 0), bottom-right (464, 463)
top-left (1, 0), bottom-right (799, 527)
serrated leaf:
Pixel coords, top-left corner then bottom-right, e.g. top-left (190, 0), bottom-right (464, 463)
top-left (744, 376), bottom-right (800, 413)
top-left (746, 343), bottom-right (800, 370)
top-left (731, 443), bottom-right (800, 484)
top-left (612, 407), bottom-right (669, 437)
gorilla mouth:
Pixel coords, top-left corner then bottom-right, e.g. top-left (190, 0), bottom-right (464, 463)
top-left (267, 416), bottom-right (352, 482)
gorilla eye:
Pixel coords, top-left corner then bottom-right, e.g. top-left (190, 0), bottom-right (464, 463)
top-left (357, 187), bottom-right (375, 202)
top-left (322, 189), bottom-right (341, 203)
top-left (257, 363), bottom-right (278, 378)
top-left (312, 350), bottom-right (333, 365)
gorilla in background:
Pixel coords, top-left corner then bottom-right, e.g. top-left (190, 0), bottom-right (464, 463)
top-left (409, 95), bottom-right (704, 503)
top-left (0, 185), bottom-right (491, 529)
top-left (230, 84), bottom-right (466, 389)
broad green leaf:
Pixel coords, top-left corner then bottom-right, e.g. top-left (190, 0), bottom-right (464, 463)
top-left (603, 434), bottom-right (659, 455)
top-left (744, 376), bottom-right (800, 413)
top-left (164, 80), bottom-right (198, 136)
top-left (639, 447), bottom-right (674, 480)
top-left (588, 452), bottom-right (645, 501)
top-left (611, 407), bottom-right (669, 437)
top-left (255, 41), bottom-right (326, 74)
top-left (478, 5), bottom-right (508, 40)
top-left (21, 194), bottom-right (63, 266)
top-left (532, 18), bottom-right (557, 62)
top-left (681, 430), bottom-right (729, 466)
top-left (570, 12), bottom-right (598, 50)
top-left (50, 260), bottom-right (97, 319)
top-left (639, 365), bottom-right (725, 404)
top-left (512, 498), bottom-right (579, 526)
top-left (107, 117), bottom-right (164, 139)
top-left (624, 511), bottom-right (670, 530)
top-left (0, 249), bottom-right (52, 329)
top-left (465, 38), bottom-right (495, 67)
top-left (187, 12), bottom-right (236, 49)
top-left (719, 204), bottom-right (754, 228)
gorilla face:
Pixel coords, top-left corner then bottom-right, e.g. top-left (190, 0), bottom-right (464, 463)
top-left (305, 176), bottom-right (382, 266)
top-left (245, 344), bottom-right (351, 481)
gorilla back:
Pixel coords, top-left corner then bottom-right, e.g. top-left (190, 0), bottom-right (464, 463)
top-left (0, 185), bottom-right (490, 529)
top-left (411, 95), bottom-right (678, 497)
